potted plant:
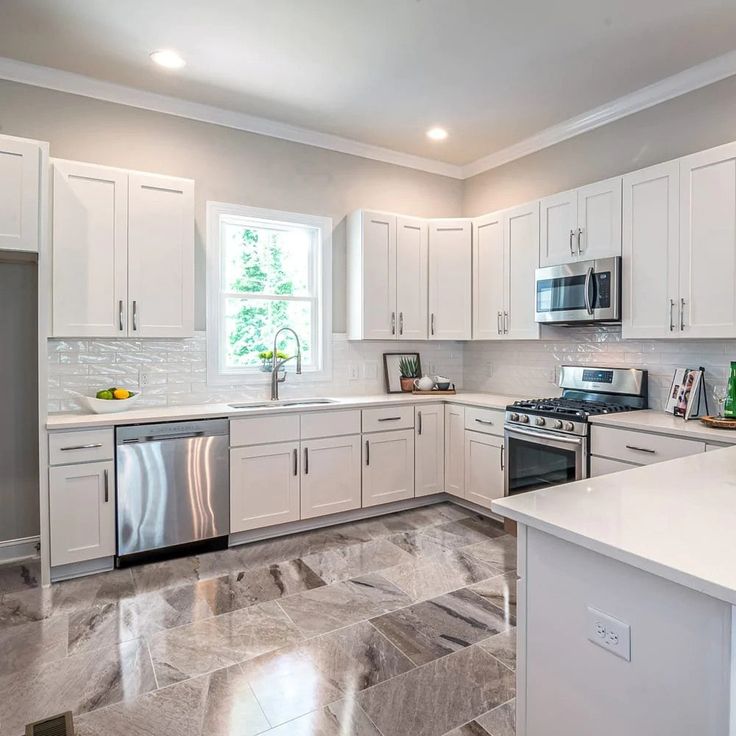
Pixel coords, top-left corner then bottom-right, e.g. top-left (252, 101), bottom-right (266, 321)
top-left (399, 356), bottom-right (419, 392)
top-left (259, 350), bottom-right (289, 372)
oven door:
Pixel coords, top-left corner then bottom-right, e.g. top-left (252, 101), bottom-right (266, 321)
top-left (535, 257), bottom-right (620, 324)
top-left (504, 425), bottom-right (587, 496)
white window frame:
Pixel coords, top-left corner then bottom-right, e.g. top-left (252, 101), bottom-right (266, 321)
top-left (206, 201), bottom-right (332, 385)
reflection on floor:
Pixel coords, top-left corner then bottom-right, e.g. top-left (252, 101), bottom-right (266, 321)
top-left (0, 503), bottom-right (517, 736)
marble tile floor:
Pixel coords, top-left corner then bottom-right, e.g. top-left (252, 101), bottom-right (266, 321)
top-left (0, 502), bottom-right (517, 736)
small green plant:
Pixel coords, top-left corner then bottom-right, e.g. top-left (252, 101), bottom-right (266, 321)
top-left (399, 356), bottom-right (419, 378)
top-left (258, 350), bottom-right (289, 361)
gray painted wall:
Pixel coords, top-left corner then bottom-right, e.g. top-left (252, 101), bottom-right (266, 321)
top-left (0, 260), bottom-right (39, 542)
top-left (463, 75), bottom-right (736, 216)
top-left (0, 80), bottom-right (464, 333)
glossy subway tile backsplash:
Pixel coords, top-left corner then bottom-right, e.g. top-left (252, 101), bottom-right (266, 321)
top-left (47, 333), bottom-right (464, 414)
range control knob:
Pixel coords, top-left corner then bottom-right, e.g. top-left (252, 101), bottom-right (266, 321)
top-left (510, 412), bottom-right (519, 422)
top-left (553, 419), bottom-right (563, 430)
top-left (519, 414), bottom-right (530, 424)
top-left (535, 416), bottom-right (545, 426)
top-left (564, 421), bottom-right (575, 432)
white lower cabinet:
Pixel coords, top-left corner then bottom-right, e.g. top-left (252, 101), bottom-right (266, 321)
top-left (590, 455), bottom-right (638, 477)
top-left (415, 404), bottom-right (444, 497)
top-left (363, 429), bottom-right (415, 507)
top-left (49, 461), bottom-right (115, 566)
top-left (230, 441), bottom-right (300, 532)
top-left (444, 404), bottom-right (465, 497)
top-left (301, 435), bottom-right (361, 519)
top-left (464, 430), bottom-right (504, 510)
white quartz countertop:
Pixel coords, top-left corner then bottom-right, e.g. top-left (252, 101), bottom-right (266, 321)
top-left (493, 446), bottom-right (736, 605)
top-left (46, 391), bottom-right (519, 430)
top-left (590, 409), bottom-right (736, 444)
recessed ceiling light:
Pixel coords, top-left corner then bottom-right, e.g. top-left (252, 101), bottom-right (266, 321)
top-left (150, 49), bottom-right (186, 70)
top-left (426, 127), bottom-right (448, 141)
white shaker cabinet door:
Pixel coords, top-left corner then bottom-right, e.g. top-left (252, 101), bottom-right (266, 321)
top-left (49, 461), bottom-right (115, 566)
top-left (230, 442), bottom-right (300, 532)
top-left (396, 216), bottom-right (428, 340)
top-left (444, 404), bottom-right (465, 498)
top-left (622, 161), bottom-right (679, 339)
top-left (428, 219), bottom-right (472, 340)
top-left (576, 176), bottom-right (622, 261)
top-left (472, 211), bottom-right (505, 340)
top-left (0, 136), bottom-right (40, 253)
top-left (362, 429), bottom-right (415, 507)
top-left (415, 404), bottom-right (445, 497)
top-left (360, 211), bottom-right (397, 340)
top-left (505, 201), bottom-right (540, 340)
top-left (52, 160), bottom-right (128, 337)
top-left (540, 189), bottom-right (577, 266)
top-left (464, 430), bottom-right (504, 510)
top-left (128, 172), bottom-right (194, 338)
top-left (300, 435), bottom-right (361, 519)
top-left (679, 142), bottom-right (736, 338)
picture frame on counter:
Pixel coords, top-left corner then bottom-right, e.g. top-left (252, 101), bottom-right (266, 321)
top-left (383, 352), bottom-right (422, 394)
top-left (666, 367), bottom-right (707, 420)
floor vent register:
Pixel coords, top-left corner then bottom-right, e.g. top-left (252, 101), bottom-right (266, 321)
top-left (25, 712), bottom-right (75, 736)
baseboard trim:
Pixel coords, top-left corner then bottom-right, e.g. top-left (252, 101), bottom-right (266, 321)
top-left (51, 556), bottom-right (114, 582)
top-left (0, 535), bottom-right (40, 564)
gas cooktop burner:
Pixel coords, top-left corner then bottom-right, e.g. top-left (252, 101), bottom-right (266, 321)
top-left (511, 397), bottom-right (636, 417)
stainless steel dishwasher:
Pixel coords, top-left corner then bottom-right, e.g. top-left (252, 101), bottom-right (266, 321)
top-left (116, 419), bottom-right (229, 564)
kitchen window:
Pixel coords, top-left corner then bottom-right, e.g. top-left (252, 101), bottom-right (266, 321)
top-left (206, 202), bottom-right (332, 383)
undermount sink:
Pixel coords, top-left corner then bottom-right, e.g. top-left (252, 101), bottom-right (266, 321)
top-left (229, 398), bottom-right (338, 410)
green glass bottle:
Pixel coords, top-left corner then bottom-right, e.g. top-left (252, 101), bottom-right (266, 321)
top-left (724, 362), bottom-right (736, 418)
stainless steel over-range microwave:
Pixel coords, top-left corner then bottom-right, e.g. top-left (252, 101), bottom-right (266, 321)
top-left (535, 256), bottom-right (621, 325)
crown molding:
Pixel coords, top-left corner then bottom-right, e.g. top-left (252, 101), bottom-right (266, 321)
top-left (460, 49), bottom-right (736, 179)
top-left (2, 51), bottom-right (736, 182)
top-left (0, 56), bottom-right (464, 179)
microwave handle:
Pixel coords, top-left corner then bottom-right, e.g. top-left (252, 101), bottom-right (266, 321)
top-left (584, 266), bottom-right (594, 315)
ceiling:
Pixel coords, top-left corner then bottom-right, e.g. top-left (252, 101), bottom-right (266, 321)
top-left (1, 0), bottom-right (736, 169)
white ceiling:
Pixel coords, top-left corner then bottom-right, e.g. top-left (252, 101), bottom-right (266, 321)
top-left (1, 0), bottom-right (736, 170)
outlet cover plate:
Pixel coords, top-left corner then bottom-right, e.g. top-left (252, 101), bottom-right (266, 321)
top-left (587, 606), bottom-right (631, 661)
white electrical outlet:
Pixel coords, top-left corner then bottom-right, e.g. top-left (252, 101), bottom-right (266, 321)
top-left (348, 364), bottom-right (360, 380)
top-left (138, 369), bottom-right (150, 387)
top-left (587, 606), bottom-right (631, 661)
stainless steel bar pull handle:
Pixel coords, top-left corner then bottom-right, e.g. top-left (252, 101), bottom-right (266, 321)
top-left (304, 447), bottom-right (309, 475)
top-left (625, 444), bottom-right (656, 454)
top-left (497, 311), bottom-right (502, 335)
top-left (430, 313), bottom-right (435, 336)
top-left (417, 411), bottom-right (422, 435)
top-left (119, 300), bottom-right (124, 331)
top-left (669, 299), bottom-right (676, 332)
top-left (378, 416), bottom-right (402, 422)
top-left (293, 448), bottom-right (298, 476)
top-left (680, 298), bottom-right (686, 331)
top-left (569, 229), bottom-right (575, 256)
top-left (103, 468), bottom-right (109, 503)
top-left (61, 443), bottom-right (103, 451)
top-left (365, 440), bottom-right (370, 466)
top-left (584, 266), bottom-right (594, 315)
top-left (577, 227), bottom-right (583, 255)
top-left (475, 418), bottom-right (494, 425)
top-left (132, 300), bottom-right (138, 331)
top-left (504, 311), bottom-right (509, 334)
top-left (399, 312), bottom-right (404, 336)
top-left (391, 312), bottom-right (396, 335)
top-left (500, 444), bottom-right (505, 471)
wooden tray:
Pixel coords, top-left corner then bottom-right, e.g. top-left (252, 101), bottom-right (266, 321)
top-left (411, 388), bottom-right (456, 395)
top-left (700, 415), bottom-right (736, 429)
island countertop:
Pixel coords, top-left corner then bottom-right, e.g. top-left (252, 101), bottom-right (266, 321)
top-left (493, 446), bottom-right (736, 605)
top-left (46, 391), bottom-right (520, 430)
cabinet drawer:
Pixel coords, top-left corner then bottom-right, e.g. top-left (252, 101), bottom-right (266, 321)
top-left (49, 428), bottom-right (114, 465)
top-left (464, 406), bottom-right (504, 437)
top-left (300, 410), bottom-right (361, 440)
top-left (590, 455), bottom-right (638, 477)
top-left (362, 405), bottom-right (414, 433)
top-left (591, 426), bottom-right (705, 465)
top-left (230, 414), bottom-right (300, 446)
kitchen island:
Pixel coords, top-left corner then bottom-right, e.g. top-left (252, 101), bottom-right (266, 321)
top-left (493, 446), bottom-right (736, 736)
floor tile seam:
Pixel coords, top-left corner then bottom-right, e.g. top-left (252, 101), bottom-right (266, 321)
top-left (470, 643), bottom-right (518, 678)
top-left (143, 636), bottom-right (160, 691)
top-left (364, 618), bottom-right (421, 671)
top-left (456, 586), bottom-right (516, 624)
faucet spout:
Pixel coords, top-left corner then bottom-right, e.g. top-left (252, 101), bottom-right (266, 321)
top-left (270, 327), bottom-right (302, 401)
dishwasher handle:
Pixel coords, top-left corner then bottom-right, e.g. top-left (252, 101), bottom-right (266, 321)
top-left (116, 418), bottom-right (230, 445)
top-left (122, 430), bottom-right (206, 444)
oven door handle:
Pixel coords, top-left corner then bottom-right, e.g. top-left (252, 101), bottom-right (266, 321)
top-left (506, 426), bottom-right (584, 446)
top-left (584, 266), bottom-right (595, 315)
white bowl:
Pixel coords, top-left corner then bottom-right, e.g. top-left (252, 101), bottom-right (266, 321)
top-left (76, 392), bottom-right (142, 414)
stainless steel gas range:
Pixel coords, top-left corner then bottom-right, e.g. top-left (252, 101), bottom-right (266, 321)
top-left (504, 366), bottom-right (648, 496)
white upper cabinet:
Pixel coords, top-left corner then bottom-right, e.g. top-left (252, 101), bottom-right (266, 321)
top-left (52, 160), bottom-right (129, 337)
top-left (52, 159), bottom-right (194, 338)
top-left (128, 173), bottom-right (194, 338)
top-left (679, 142), bottom-right (736, 338)
top-left (473, 202), bottom-right (539, 341)
top-left (540, 189), bottom-right (577, 267)
top-left (0, 136), bottom-right (41, 253)
top-left (347, 210), bottom-right (427, 340)
top-left (472, 211), bottom-right (505, 339)
top-left (396, 216), bottom-right (428, 340)
top-left (622, 161), bottom-right (679, 339)
top-left (540, 177), bottom-right (622, 266)
top-left (505, 201), bottom-right (541, 340)
top-left (428, 219), bottom-right (472, 340)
